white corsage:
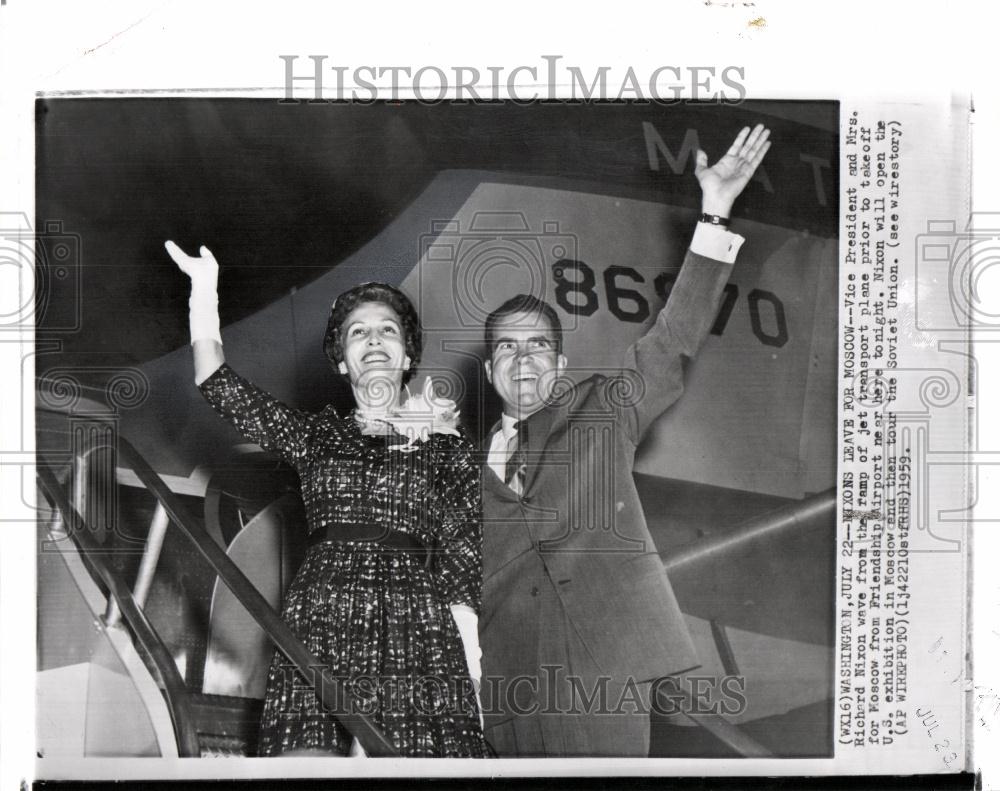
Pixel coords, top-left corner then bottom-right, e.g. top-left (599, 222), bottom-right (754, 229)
top-left (369, 378), bottom-right (460, 452)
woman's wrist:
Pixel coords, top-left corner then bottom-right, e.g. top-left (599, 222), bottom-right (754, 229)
top-left (188, 288), bottom-right (222, 345)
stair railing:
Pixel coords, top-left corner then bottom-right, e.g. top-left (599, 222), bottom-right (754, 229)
top-left (37, 462), bottom-right (203, 758)
top-left (36, 425), bottom-right (399, 758)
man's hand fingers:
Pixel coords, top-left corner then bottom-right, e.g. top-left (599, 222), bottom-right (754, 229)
top-left (737, 124), bottom-right (766, 157)
top-left (693, 149), bottom-right (709, 175)
top-left (730, 127), bottom-right (770, 181)
top-left (743, 126), bottom-right (770, 161)
top-left (725, 126), bottom-right (751, 157)
top-left (739, 139), bottom-right (771, 179)
top-left (747, 139), bottom-right (772, 172)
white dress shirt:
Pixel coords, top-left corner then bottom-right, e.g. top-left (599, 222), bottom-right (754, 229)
top-left (487, 413), bottom-right (521, 483)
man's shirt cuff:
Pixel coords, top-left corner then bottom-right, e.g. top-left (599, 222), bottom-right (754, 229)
top-left (690, 223), bottom-right (745, 264)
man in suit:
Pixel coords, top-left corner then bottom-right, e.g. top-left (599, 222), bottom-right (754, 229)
top-left (477, 124), bottom-right (771, 757)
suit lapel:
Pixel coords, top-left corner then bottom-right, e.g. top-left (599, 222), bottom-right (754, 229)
top-left (520, 406), bottom-right (557, 496)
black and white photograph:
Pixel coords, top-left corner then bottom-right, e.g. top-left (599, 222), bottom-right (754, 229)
top-left (32, 98), bottom-right (838, 764)
top-left (2, 3), bottom-right (994, 788)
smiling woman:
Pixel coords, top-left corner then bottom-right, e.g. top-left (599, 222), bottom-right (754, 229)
top-left (323, 281), bottom-right (423, 397)
top-left (338, 303), bottom-right (409, 397)
top-left (164, 243), bottom-right (488, 758)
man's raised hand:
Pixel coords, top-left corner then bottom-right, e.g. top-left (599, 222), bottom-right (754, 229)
top-left (695, 124), bottom-right (771, 217)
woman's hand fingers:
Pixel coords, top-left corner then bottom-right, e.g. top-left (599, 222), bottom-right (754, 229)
top-left (165, 240), bottom-right (218, 281)
top-left (164, 240), bottom-right (191, 273)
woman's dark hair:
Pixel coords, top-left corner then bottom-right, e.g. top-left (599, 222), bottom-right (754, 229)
top-left (323, 282), bottom-right (422, 385)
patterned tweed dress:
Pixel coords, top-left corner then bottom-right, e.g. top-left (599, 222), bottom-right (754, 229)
top-left (199, 364), bottom-right (487, 757)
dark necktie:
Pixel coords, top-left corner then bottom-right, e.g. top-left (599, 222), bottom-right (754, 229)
top-left (504, 420), bottom-right (527, 495)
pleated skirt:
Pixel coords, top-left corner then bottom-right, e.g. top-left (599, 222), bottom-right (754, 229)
top-left (257, 541), bottom-right (486, 757)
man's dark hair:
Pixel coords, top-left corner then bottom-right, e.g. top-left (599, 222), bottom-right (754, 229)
top-left (484, 294), bottom-right (563, 355)
top-left (323, 282), bottom-right (422, 385)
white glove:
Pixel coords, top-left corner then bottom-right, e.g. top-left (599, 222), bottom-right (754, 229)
top-left (450, 604), bottom-right (483, 726)
top-left (164, 241), bottom-right (222, 345)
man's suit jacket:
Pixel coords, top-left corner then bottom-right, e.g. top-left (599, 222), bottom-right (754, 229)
top-left (480, 249), bottom-right (733, 691)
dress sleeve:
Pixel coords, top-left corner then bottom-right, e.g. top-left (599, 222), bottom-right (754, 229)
top-left (197, 363), bottom-right (313, 467)
top-left (431, 434), bottom-right (483, 613)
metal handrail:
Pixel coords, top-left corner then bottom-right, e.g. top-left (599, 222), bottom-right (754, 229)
top-left (36, 461), bottom-right (203, 758)
top-left (110, 435), bottom-right (399, 757)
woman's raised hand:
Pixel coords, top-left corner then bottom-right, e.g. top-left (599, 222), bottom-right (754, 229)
top-left (165, 240), bottom-right (225, 380)
top-left (165, 241), bottom-right (219, 290)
